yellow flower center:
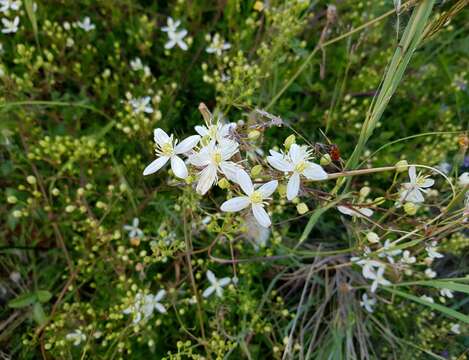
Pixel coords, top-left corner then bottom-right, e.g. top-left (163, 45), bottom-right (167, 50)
top-left (294, 161), bottom-right (307, 173)
top-left (250, 191), bottom-right (263, 204)
top-left (212, 151), bottom-right (222, 165)
top-left (161, 142), bottom-right (173, 156)
top-left (416, 177), bottom-right (426, 187)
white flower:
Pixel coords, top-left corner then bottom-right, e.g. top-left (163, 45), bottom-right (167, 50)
top-left (426, 241), bottom-right (444, 259)
top-left (450, 323), bottom-right (461, 334)
top-left (368, 265), bottom-right (391, 293)
top-left (123, 218), bottom-right (144, 239)
top-left (130, 57), bottom-right (143, 71)
top-left (399, 166), bottom-right (434, 203)
top-left (161, 17), bottom-right (180, 33)
top-left (425, 268), bottom-right (437, 278)
top-left (206, 33), bottom-right (231, 56)
top-left (0, 0), bottom-right (21, 13)
top-left (189, 139), bottom-right (241, 195)
top-left (220, 170), bottom-right (278, 228)
top-left (202, 270), bottom-right (230, 298)
top-left (378, 239), bottom-right (402, 263)
top-left (143, 128), bottom-right (200, 179)
top-left (400, 250), bottom-right (416, 264)
top-left (66, 329), bottom-right (86, 346)
top-left (360, 293), bottom-right (376, 313)
top-left (130, 96), bottom-right (153, 115)
top-left (123, 290), bottom-right (166, 324)
top-left (165, 29), bottom-right (188, 51)
top-left (195, 120), bottom-right (236, 144)
top-left (440, 288), bottom-right (453, 298)
top-left (1, 16), bottom-right (18, 33)
top-left (352, 258), bottom-right (382, 280)
top-left (77, 17), bottom-right (95, 32)
top-left (459, 172), bottom-right (469, 186)
top-left (420, 295), bottom-right (434, 303)
top-left (337, 205), bottom-right (373, 218)
top-left (267, 144), bottom-right (327, 200)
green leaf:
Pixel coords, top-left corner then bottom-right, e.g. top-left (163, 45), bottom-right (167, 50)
top-left (36, 290), bottom-right (52, 303)
top-left (24, 0), bottom-right (39, 46)
top-left (8, 292), bottom-right (37, 308)
top-left (32, 303), bottom-right (47, 325)
top-left (382, 287), bottom-right (469, 324)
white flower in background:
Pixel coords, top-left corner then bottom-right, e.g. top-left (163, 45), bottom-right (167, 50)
top-left (400, 250), bottom-right (416, 264)
top-left (267, 144), bottom-right (328, 200)
top-left (459, 172), bottom-right (469, 186)
top-left (1, 16), bottom-right (19, 33)
top-left (165, 29), bottom-right (188, 51)
top-left (399, 166), bottom-right (434, 203)
top-left (202, 270), bottom-right (230, 298)
top-left (440, 288), bottom-right (453, 298)
top-left (195, 120), bottom-right (236, 144)
top-left (189, 139), bottom-right (241, 195)
top-left (450, 323), bottom-right (461, 335)
top-left (0, 0), bottom-right (21, 13)
top-left (360, 293), bottom-right (376, 313)
top-left (352, 258), bottom-right (382, 280)
top-left (337, 205), bottom-right (373, 218)
top-left (420, 295), bottom-right (434, 304)
top-left (77, 17), bottom-right (95, 32)
top-left (161, 17), bottom-right (180, 33)
top-left (143, 128), bottom-right (200, 179)
top-left (206, 33), bottom-right (231, 56)
top-left (66, 329), bottom-right (86, 346)
top-left (245, 214), bottom-right (270, 250)
top-left (130, 96), bottom-right (153, 114)
top-left (123, 218), bottom-right (144, 239)
top-left (123, 290), bottom-right (166, 324)
top-left (378, 239), bottom-right (402, 263)
top-left (368, 265), bottom-right (391, 293)
top-left (425, 268), bottom-right (437, 278)
top-left (221, 170), bottom-right (278, 228)
top-left (426, 241), bottom-right (444, 259)
top-left (130, 57), bottom-right (143, 71)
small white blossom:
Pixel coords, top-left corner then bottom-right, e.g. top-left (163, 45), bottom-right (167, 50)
top-left (195, 120), bottom-right (236, 144)
top-left (77, 17), bottom-right (95, 32)
top-left (337, 205), bottom-right (373, 218)
top-left (378, 239), bottom-right (402, 263)
top-left (165, 29), bottom-right (188, 51)
top-left (1, 16), bottom-right (19, 33)
top-left (0, 0), bottom-right (21, 13)
top-left (360, 293), bottom-right (376, 313)
top-left (189, 139), bottom-right (241, 195)
top-left (420, 295), bottom-right (434, 303)
top-left (220, 170), bottom-right (278, 228)
top-left (161, 17), bottom-right (180, 33)
top-left (459, 172), bottom-right (469, 186)
top-left (399, 166), bottom-right (434, 203)
top-left (130, 57), bottom-right (144, 71)
top-left (440, 288), bottom-right (453, 298)
top-left (143, 128), bottom-right (200, 179)
top-left (66, 329), bottom-right (86, 346)
top-left (130, 96), bottom-right (153, 115)
top-left (425, 268), bottom-right (437, 278)
top-left (123, 290), bottom-right (166, 324)
top-left (202, 270), bottom-right (230, 298)
top-left (400, 250), bottom-right (416, 264)
top-left (123, 218), bottom-right (144, 239)
top-left (267, 144), bottom-right (327, 200)
top-left (368, 265), bottom-right (391, 293)
top-left (206, 33), bottom-right (231, 56)
top-left (450, 323), bottom-right (461, 334)
top-left (426, 241), bottom-right (444, 259)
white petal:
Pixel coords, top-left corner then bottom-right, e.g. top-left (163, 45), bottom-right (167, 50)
top-left (409, 166), bottom-right (417, 182)
top-left (289, 144), bottom-right (303, 164)
top-left (177, 40), bottom-right (188, 51)
top-left (267, 153), bottom-right (293, 172)
top-left (219, 277), bottom-right (231, 287)
top-left (421, 178), bottom-right (434, 188)
top-left (170, 156), bottom-right (188, 179)
top-left (143, 156), bottom-right (169, 175)
top-left (189, 147), bottom-right (211, 167)
top-left (154, 128), bottom-right (170, 145)
top-left (302, 162), bottom-right (328, 180)
top-left (196, 165), bottom-right (217, 195)
top-left (220, 196), bottom-right (250, 212)
top-left (337, 206), bottom-right (353, 216)
top-left (220, 139), bottom-right (239, 160)
top-left (154, 289), bottom-right (166, 302)
top-left (206, 270), bottom-right (216, 284)
top-left (252, 204), bottom-right (271, 228)
top-left (406, 189), bottom-right (424, 203)
top-left (194, 125), bottom-right (209, 137)
top-left (165, 39), bottom-right (176, 49)
top-left (258, 180), bottom-right (278, 198)
top-left (154, 303), bottom-right (166, 314)
top-left (202, 286), bottom-right (215, 298)
top-left (236, 169), bottom-right (253, 195)
top-left (287, 173), bottom-right (300, 200)
top-left (175, 135), bottom-right (200, 154)
top-left (359, 208), bottom-right (374, 217)
top-left (219, 161), bottom-right (240, 182)
top-left (216, 287), bottom-right (224, 298)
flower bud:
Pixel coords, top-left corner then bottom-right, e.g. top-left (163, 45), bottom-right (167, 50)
top-left (251, 165), bottom-right (263, 177)
top-left (359, 186), bottom-right (371, 198)
top-left (403, 202), bottom-right (417, 215)
top-left (284, 135), bottom-right (296, 150)
top-left (277, 184), bottom-right (287, 197)
top-left (248, 130), bottom-right (261, 140)
top-left (320, 154), bottom-right (332, 166)
top-left (7, 196), bottom-right (17, 204)
top-left (26, 176), bottom-right (37, 185)
top-left (366, 231), bottom-right (380, 243)
top-left (395, 160), bottom-right (409, 173)
top-left (296, 202), bottom-right (309, 215)
top-left (218, 178), bottom-right (230, 189)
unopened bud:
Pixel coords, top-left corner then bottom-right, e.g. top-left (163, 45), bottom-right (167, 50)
top-left (284, 135), bottom-right (296, 150)
top-left (248, 130), bottom-right (261, 140)
top-left (320, 154), bottom-right (332, 166)
top-left (395, 160), bottom-right (409, 173)
top-left (251, 165), bottom-right (263, 177)
top-left (403, 202), bottom-right (418, 215)
top-left (218, 178), bottom-right (230, 189)
top-left (296, 202), bottom-right (309, 215)
top-left (366, 231), bottom-right (380, 243)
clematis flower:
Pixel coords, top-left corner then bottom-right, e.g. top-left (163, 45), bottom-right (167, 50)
top-left (202, 270), bottom-right (230, 298)
top-left (189, 139), bottom-right (241, 195)
top-left (123, 218), bottom-right (144, 239)
top-left (426, 241), bottom-right (444, 259)
top-left (221, 170), bottom-right (278, 228)
top-left (440, 288), bottom-right (453, 298)
top-left (165, 29), bottom-right (188, 51)
top-left (123, 290), bottom-right (166, 324)
top-left (143, 128), bottom-right (200, 179)
top-left (337, 205), bottom-right (373, 218)
top-left (206, 33), bottom-right (231, 56)
top-left (378, 239), bottom-right (402, 263)
top-left (424, 268), bottom-right (437, 278)
top-left (450, 323), bottom-right (461, 334)
top-left (399, 166), bottom-right (434, 203)
top-left (1, 16), bottom-right (18, 33)
top-left (161, 17), bottom-right (180, 33)
top-left (0, 0), bottom-right (21, 13)
top-left (360, 293), bottom-right (376, 313)
top-left (77, 16), bottom-right (95, 32)
top-left (267, 144), bottom-right (328, 200)
top-left (130, 96), bottom-right (153, 114)
top-left (400, 250), bottom-right (416, 264)
top-left (66, 329), bottom-right (86, 346)
top-left (368, 266), bottom-right (391, 293)
top-left (195, 120), bottom-right (236, 144)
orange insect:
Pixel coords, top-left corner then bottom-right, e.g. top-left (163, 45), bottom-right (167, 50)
top-left (329, 144), bottom-right (341, 162)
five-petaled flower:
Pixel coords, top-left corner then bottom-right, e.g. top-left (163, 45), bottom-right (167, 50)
top-left (221, 170), bottom-right (278, 228)
top-left (123, 290), bottom-right (166, 324)
top-left (202, 270), bottom-right (231, 298)
top-left (0, 0), bottom-right (21, 13)
top-left (123, 218), bottom-right (144, 239)
top-left (189, 139), bottom-right (241, 195)
top-left (206, 33), bottom-right (231, 56)
top-left (267, 144), bottom-right (328, 200)
top-left (360, 293), bottom-right (376, 313)
top-left (130, 96), bottom-right (153, 115)
top-left (162, 17), bottom-right (188, 51)
top-left (77, 16), bottom-right (95, 32)
top-left (143, 128), bottom-right (200, 179)
top-left (1, 16), bottom-right (19, 33)
top-left (399, 166), bottom-right (434, 203)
